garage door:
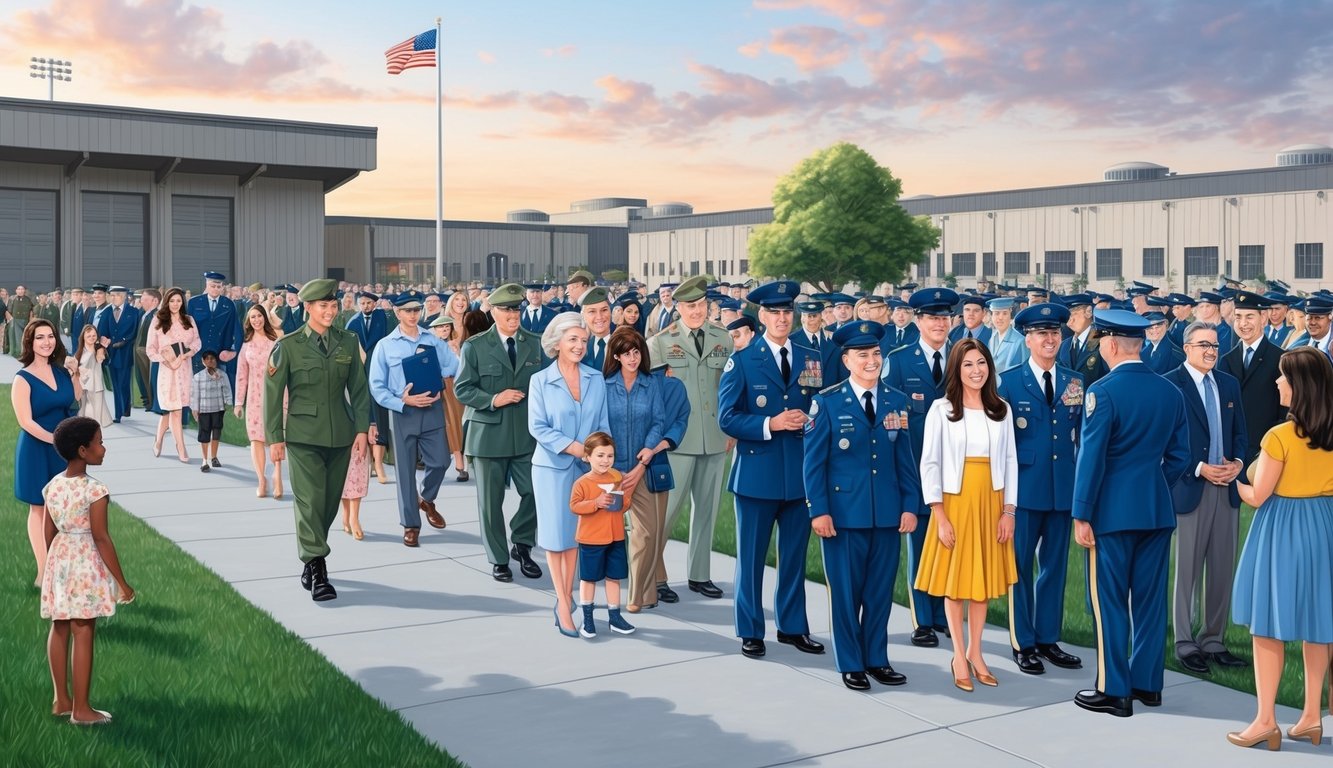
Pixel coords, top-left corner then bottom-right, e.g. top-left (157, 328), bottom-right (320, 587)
top-left (81, 192), bottom-right (147, 288)
top-left (172, 195), bottom-right (233, 287)
top-left (0, 188), bottom-right (58, 291)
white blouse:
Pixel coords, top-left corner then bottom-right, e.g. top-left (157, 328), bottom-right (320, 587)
top-left (962, 408), bottom-right (991, 457)
top-left (919, 398), bottom-right (1019, 507)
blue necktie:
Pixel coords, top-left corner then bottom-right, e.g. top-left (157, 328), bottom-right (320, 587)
top-left (1244, 346), bottom-right (1254, 370)
top-left (1204, 374), bottom-right (1224, 465)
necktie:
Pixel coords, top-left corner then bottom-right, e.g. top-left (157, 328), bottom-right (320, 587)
top-left (114, 307), bottom-right (121, 323)
top-left (811, 334), bottom-right (819, 350)
top-left (932, 350), bottom-right (943, 384)
top-left (1204, 374), bottom-right (1224, 465)
top-left (1244, 346), bottom-right (1254, 370)
top-left (210, 298), bottom-right (216, 313)
top-left (507, 336), bottom-right (517, 368)
top-left (1072, 339), bottom-right (1082, 363)
top-left (597, 337), bottom-right (606, 363)
top-left (529, 310), bottom-right (537, 326)
top-left (863, 391), bottom-right (875, 423)
top-left (1043, 370), bottom-right (1054, 407)
top-left (1145, 341), bottom-right (1153, 357)
top-left (780, 346), bottom-right (791, 384)
top-left (317, 334), bottom-right (328, 355)
top-left (966, 329), bottom-right (973, 339)
top-left (895, 328), bottom-right (902, 345)
top-left (693, 329), bottom-right (704, 357)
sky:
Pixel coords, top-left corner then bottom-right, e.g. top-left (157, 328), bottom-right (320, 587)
top-left (2, 0), bottom-right (1332, 222)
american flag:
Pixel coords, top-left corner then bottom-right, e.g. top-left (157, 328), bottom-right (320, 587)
top-left (385, 29), bottom-right (437, 75)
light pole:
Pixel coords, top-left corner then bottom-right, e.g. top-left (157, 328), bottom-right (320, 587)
top-left (29, 57), bottom-right (72, 101)
top-left (987, 211), bottom-right (997, 281)
top-left (939, 215), bottom-right (949, 285)
top-left (1162, 201), bottom-right (1174, 292)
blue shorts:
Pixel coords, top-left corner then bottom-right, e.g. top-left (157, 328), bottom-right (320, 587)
top-left (579, 540), bottom-right (628, 582)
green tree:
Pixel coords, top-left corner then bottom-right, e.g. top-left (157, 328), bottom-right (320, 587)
top-left (941, 273), bottom-right (958, 289)
top-left (748, 142), bottom-right (939, 293)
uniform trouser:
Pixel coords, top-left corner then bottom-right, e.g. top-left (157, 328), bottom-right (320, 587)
top-left (134, 346), bottom-right (152, 409)
top-left (109, 361), bottom-right (133, 418)
top-left (1087, 527), bottom-right (1172, 698)
top-left (822, 526), bottom-right (901, 673)
top-left (627, 482), bottom-right (669, 607)
top-left (906, 516), bottom-right (947, 630)
top-left (287, 442), bottom-right (353, 562)
top-left (1009, 507), bottom-right (1074, 651)
top-left (372, 403), bottom-right (393, 446)
top-left (656, 451), bottom-right (726, 583)
top-left (472, 454), bottom-right (537, 565)
top-left (389, 406), bottom-right (447, 529)
top-left (1173, 484), bottom-right (1238, 657)
top-left (733, 494), bottom-right (810, 640)
top-left (8, 318), bottom-right (26, 354)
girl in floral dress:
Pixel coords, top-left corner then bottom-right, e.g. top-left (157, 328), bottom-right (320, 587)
top-left (41, 416), bottom-right (134, 726)
top-left (234, 304), bottom-right (285, 498)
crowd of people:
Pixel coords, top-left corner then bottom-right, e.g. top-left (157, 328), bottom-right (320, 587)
top-left (9, 268), bottom-right (1333, 745)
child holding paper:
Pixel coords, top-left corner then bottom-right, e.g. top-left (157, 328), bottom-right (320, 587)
top-left (569, 431), bottom-right (635, 638)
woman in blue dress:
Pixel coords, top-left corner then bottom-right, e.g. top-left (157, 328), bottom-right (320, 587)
top-left (529, 312), bottom-right (610, 636)
top-left (10, 318), bottom-right (79, 587)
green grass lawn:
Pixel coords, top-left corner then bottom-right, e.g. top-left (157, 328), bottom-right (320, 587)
top-left (2, 386), bottom-right (462, 767)
top-left (669, 456), bottom-right (1318, 709)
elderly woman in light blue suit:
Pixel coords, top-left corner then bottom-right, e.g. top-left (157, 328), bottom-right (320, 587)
top-left (986, 298), bottom-right (1029, 372)
top-left (530, 311), bottom-right (611, 636)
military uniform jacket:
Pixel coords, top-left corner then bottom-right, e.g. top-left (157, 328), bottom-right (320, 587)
top-left (136, 309), bottom-right (155, 347)
top-left (277, 304), bottom-right (305, 336)
top-left (1140, 338), bottom-right (1186, 375)
top-left (1167, 318), bottom-right (1190, 348)
top-left (519, 304), bottom-right (556, 334)
top-left (883, 341), bottom-right (951, 481)
top-left (188, 294), bottom-right (242, 360)
top-left (1072, 363), bottom-right (1190, 534)
top-left (96, 304), bottom-right (140, 368)
top-left (7, 294), bottom-right (34, 321)
top-left (718, 337), bottom-right (821, 501)
top-left (263, 325), bottom-right (371, 448)
top-left (59, 301), bottom-right (75, 335)
top-left (803, 381), bottom-right (920, 526)
top-left (453, 326), bottom-right (543, 457)
top-left (1059, 333), bottom-right (1108, 387)
top-left (1265, 324), bottom-right (1293, 347)
top-left (949, 323), bottom-right (992, 345)
top-left (996, 362), bottom-right (1083, 512)
top-left (884, 323), bottom-right (919, 351)
top-left (646, 321), bottom-right (732, 455)
top-left (1219, 336), bottom-right (1285, 461)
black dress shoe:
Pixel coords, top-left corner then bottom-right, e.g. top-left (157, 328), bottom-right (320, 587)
top-left (1036, 643), bottom-right (1082, 669)
top-left (1178, 651), bottom-right (1211, 675)
top-left (740, 638), bottom-right (767, 658)
top-left (777, 632), bottom-right (825, 654)
top-left (910, 627), bottom-right (939, 647)
top-left (1207, 650), bottom-right (1249, 668)
top-left (1013, 648), bottom-right (1046, 675)
top-left (933, 623), bottom-right (952, 638)
top-left (511, 545), bottom-right (543, 579)
top-left (657, 584), bottom-right (680, 604)
top-left (300, 560), bottom-right (313, 591)
top-left (492, 564), bottom-right (514, 583)
top-left (688, 579), bottom-right (723, 599)
top-left (309, 557), bottom-right (337, 602)
top-left (1074, 689), bottom-right (1133, 718)
top-left (1131, 689), bottom-right (1162, 707)
top-left (842, 672), bottom-right (870, 691)
top-left (867, 665), bottom-right (907, 686)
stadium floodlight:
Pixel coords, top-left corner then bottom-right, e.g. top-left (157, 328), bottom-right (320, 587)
top-left (29, 57), bottom-right (73, 101)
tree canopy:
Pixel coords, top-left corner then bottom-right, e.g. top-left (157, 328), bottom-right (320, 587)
top-left (748, 142), bottom-right (939, 293)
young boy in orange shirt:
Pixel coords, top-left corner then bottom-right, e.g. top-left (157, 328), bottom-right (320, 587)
top-left (569, 431), bottom-right (635, 638)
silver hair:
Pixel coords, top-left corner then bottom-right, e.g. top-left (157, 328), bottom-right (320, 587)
top-left (541, 311), bottom-right (589, 358)
top-left (1183, 320), bottom-right (1218, 345)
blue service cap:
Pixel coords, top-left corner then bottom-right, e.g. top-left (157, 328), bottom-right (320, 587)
top-left (1145, 296), bottom-right (1173, 308)
top-left (748, 280), bottom-right (802, 309)
top-left (832, 320), bottom-right (886, 349)
top-left (859, 294), bottom-right (887, 306)
top-left (1166, 292), bottom-right (1196, 307)
top-left (718, 298), bottom-right (743, 311)
top-left (108, 285), bottom-right (129, 294)
top-left (1263, 291), bottom-right (1291, 305)
top-left (1110, 299), bottom-right (1135, 311)
top-left (1014, 302), bottom-right (1070, 332)
top-left (896, 282), bottom-right (919, 292)
top-left (828, 292), bottom-right (857, 307)
top-left (1217, 288), bottom-right (1239, 300)
top-left (394, 290), bottom-right (425, 309)
top-left (796, 300), bottom-right (825, 314)
top-left (523, 283), bottom-right (545, 291)
top-left (203, 271), bottom-right (226, 282)
top-left (1196, 291), bottom-right (1223, 305)
top-left (425, 292), bottom-right (445, 301)
top-left (1232, 290), bottom-right (1272, 311)
top-left (1092, 308), bottom-right (1151, 338)
top-left (1142, 311), bottom-right (1168, 324)
top-left (809, 292), bottom-right (834, 302)
top-left (909, 287), bottom-right (960, 316)
top-left (1023, 283), bottom-right (1049, 295)
top-left (1290, 298), bottom-right (1308, 312)
top-left (1132, 280), bottom-right (1158, 291)
top-left (1303, 296), bottom-right (1333, 316)
top-left (357, 291), bottom-right (379, 301)
top-left (616, 291), bottom-right (642, 307)
top-left (1093, 292), bottom-right (1116, 304)
top-left (381, 293), bottom-right (398, 303)
top-left (1060, 292), bottom-right (1094, 308)
top-left (1267, 279), bottom-right (1292, 293)
top-left (959, 294), bottom-right (987, 308)
top-left (90, 283), bottom-right (110, 292)
top-left (886, 297), bottom-right (909, 310)
top-left (726, 315), bottom-right (756, 332)
top-left (986, 297), bottom-right (1015, 311)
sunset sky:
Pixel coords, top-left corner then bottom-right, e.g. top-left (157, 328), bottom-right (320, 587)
top-left (2, 0), bottom-right (1331, 222)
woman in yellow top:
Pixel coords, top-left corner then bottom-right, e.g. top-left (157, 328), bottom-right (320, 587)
top-left (1228, 347), bottom-right (1333, 750)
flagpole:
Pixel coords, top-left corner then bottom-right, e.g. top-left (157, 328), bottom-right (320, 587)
top-left (435, 16), bottom-right (443, 289)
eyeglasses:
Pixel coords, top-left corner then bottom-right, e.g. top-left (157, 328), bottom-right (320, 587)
top-left (1185, 342), bottom-right (1221, 350)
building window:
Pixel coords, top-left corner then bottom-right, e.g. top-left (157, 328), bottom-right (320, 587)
top-left (471, 261), bottom-right (481, 279)
top-left (705, 260), bottom-right (714, 276)
top-left (1004, 251), bottom-right (1030, 275)
top-left (952, 252), bottom-right (976, 277)
top-left (1237, 245), bottom-right (1264, 280)
top-left (1184, 246), bottom-right (1218, 278)
top-left (982, 252), bottom-right (997, 278)
top-left (657, 261), bottom-right (665, 276)
top-left (918, 253), bottom-right (931, 278)
top-left (1095, 248), bottom-right (1122, 280)
top-left (1295, 242), bottom-right (1324, 280)
top-left (1044, 250), bottom-right (1075, 275)
top-left (739, 259), bottom-right (749, 274)
top-left (690, 260), bottom-right (699, 276)
top-left (1142, 247), bottom-right (1164, 276)
top-left (935, 253), bottom-right (945, 277)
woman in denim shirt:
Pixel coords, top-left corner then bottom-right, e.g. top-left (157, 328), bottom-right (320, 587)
top-left (604, 327), bottom-right (674, 612)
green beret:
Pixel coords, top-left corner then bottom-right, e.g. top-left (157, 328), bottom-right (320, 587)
top-left (566, 269), bottom-right (596, 287)
top-left (429, 314), bottom-right (454, 328)
top-left (298, 278), bottom-right (338, 303)
top-left (673, 275), bottom-right (709, 303)
top-left (489, 283), bottom-right (526, 307)
top-left (579, 287), bottom-right (610, 307)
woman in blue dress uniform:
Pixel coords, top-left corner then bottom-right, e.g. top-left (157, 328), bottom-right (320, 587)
top-left (11, 319), bottom-right (78, 586)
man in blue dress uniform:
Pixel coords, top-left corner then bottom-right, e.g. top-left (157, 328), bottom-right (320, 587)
top-left (580, 287), bottom-right (613, 371)
top-left (805, 320), bottom-right (920, 690)
top-left (1139, 311), bottom-right (1186, 374)
top-left (885, 298), bottom-right (920, 352)
top-left (277, 286), bottom-right (306, 336)
top-left (1165, 293), bottom-right (1195, 348)
top-left (1058, 293), bottom-right (1108, 387)
top-left (884, 286), bottom-right (957, 647)
top-left (1072, 309), bottom-right (1190, 718)
top-left (949, 293), bottom-right (992, 344)
top-left (719, 279), bottom-right (825, 660)
top-left (96, 286), bottom-right (140, 422)
top-left (347, 290), bottom-right (392, 471)
top-left (1191, 292), bottom-right (1235, 353)
top-left (1262, 283), bottom-right (1293, 346)
top-left (520, 284), bottom-right (555, 334)
top-left (997, 303), bottom-right (1084, 675)
top-left (188, 271), bottom-right (243, 390)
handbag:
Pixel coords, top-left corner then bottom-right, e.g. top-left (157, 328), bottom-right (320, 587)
top-left (643, 451), bottom-right (674, 494)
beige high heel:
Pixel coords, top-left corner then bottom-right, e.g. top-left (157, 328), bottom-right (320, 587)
top-left (1288, 722), bottom-right (1323, 746)
top-left (1226, 728), bottom-right (1280, 751)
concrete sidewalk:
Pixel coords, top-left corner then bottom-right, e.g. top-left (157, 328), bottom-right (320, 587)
top-left (8, 355), bottom-right (1325, 767)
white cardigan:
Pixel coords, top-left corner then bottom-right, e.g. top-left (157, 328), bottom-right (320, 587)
top-left (919, 399), bottom-right (1019, 507)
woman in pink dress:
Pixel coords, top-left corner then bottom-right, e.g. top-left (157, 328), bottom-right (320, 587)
top-left (145, 288), bottom-right (200, 463)
top-left (233, 304), bottom-right (285, 499)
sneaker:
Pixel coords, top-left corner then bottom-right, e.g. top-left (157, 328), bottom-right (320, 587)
top-left (200, 464), bottom-right (211, 473)
top-left (211, 457), bottom-right (221, 468)
top-left (580, 604), bottom-right (597, 638)
top-left (608, 609), bottom-right (636, 635)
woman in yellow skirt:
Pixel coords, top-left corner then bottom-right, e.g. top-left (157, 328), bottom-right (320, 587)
top-left (915, 338), bottom-right (1019, 691)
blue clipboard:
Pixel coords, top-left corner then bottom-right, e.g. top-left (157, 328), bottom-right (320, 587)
top-left (402, 346), bottom-right (442, 398)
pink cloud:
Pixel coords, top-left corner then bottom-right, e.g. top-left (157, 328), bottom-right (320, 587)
top-left (763, 25), bottom-right (854, 71)
top-left (477, 51), bottom-right (496, 64)
top-left (541, 44), bottom-right (578, 58)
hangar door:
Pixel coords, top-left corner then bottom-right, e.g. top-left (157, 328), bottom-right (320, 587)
top-left (172, 196), bottom-right (233, 286)
top-left (0, 189), bottom-right (58, 291)
top-left (82, 192), bottom-right (148, 288)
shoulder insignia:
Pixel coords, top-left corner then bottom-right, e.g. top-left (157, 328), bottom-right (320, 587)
top-left (723, 357), bottom-right (735, 373)
top-left (819, 382), bottom-right (842, 396)
top-left (1085, 391), bottom-right (1096, 416)
top-left (809, 399), bottom-right (819, 416)
top-left (267, 342), bottom-right (282, 377)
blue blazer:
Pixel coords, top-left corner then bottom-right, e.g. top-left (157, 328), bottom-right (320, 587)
top-left (883, 341), bottom-right (951, 493)
top-left (527, 362), bottom-right (610, 472)
top-left (1264, 324), bottom-right (1293, 347)
top-left (520, 304), bottom-right (557, 334)
top-left (187, 294), bottom-right (242, 364)
top-left (346, 310), bottom-right (389, 360)
top-left (996, 362), bottom-right (1083, 512)
top-left (1059, 334), bottom-right (1108, 387)
top-left (719, 339), bottom-right (822, 501)
top-left (1072, 363), bottom-right (1190, 533)
top-left (1167, 318), bottom-right (1190, 348)
top-left (803, 381), bottom-right (920, 528)
top-left (95, 304), bottom-right (140, 368)
top-left (1140, 338), bottom-right (1186, 375)
top-left (949, 324), bottom-right (992, 345)
top-left (884, 323), bottom-right (919, 351)
top-left (1163, 365), bottom-right (1248, 510)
